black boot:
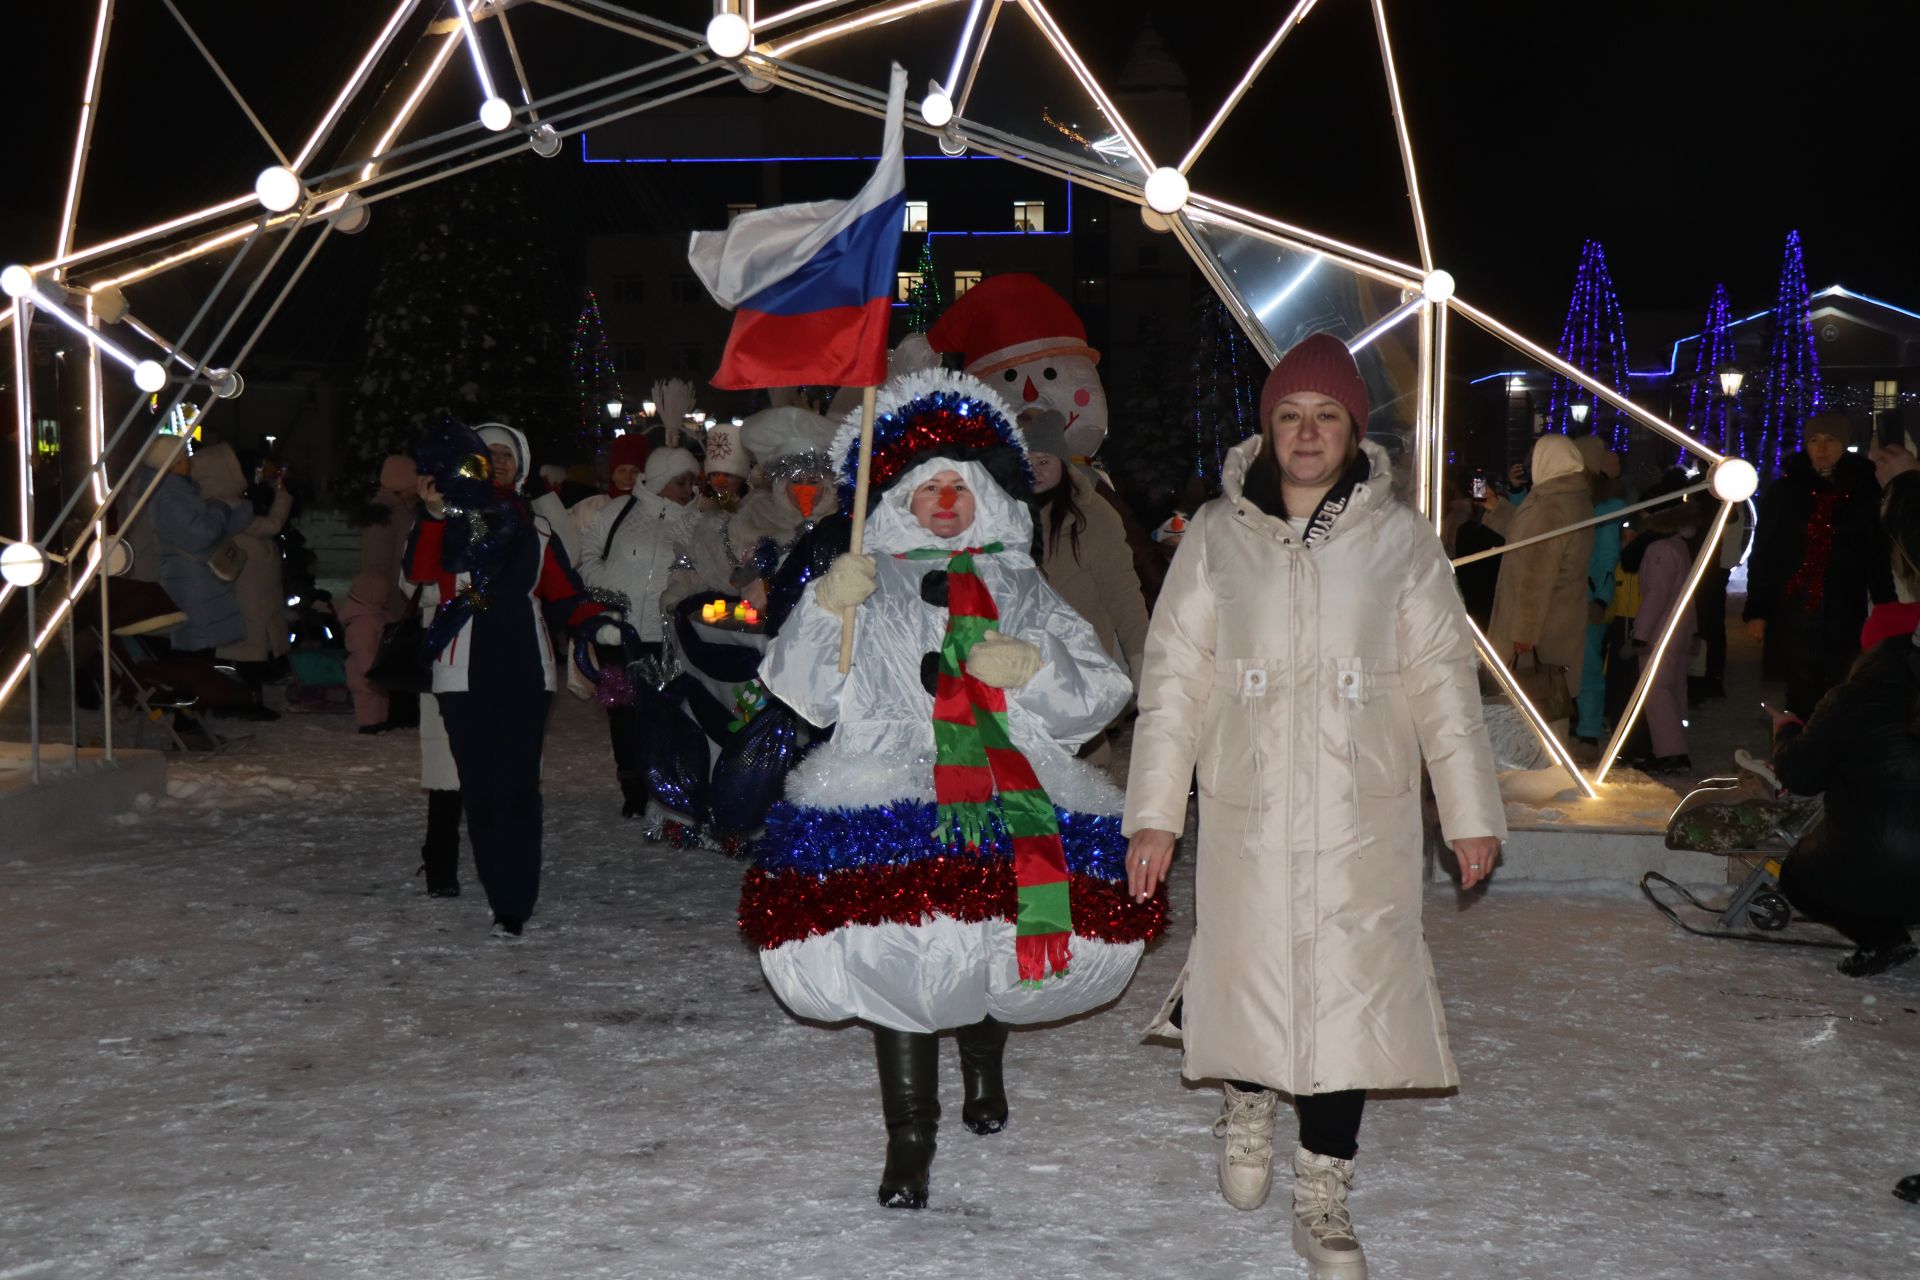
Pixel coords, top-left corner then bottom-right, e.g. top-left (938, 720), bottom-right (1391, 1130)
top-left (420, 788), bottom-right (463, 897)
top-left (955, 1015), bottom-right (1010, 1135)
top-left (873, 1028), bottom-right (939, 1209)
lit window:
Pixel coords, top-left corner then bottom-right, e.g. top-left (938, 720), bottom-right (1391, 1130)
top-left (895, 271), bottom-right (923, 302)
top-left (1013, 200), bottom-right (1046, 232)
top-left (726, 202), bottom-right (756, 224)
top-left (1874, 379), bottom-right (1899, 410)
top-left (903, 200), bottom-right (929, 233)
top-left (613, 275), bottom-right (645, 305)
top-left (953, 270), bottom-right (982, 298)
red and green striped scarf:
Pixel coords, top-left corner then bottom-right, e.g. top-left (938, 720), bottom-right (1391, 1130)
top-left (899, 542), bottom-right (1071, 986)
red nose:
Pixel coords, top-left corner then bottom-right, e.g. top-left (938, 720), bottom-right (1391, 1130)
top-left (936, 485), bottom-right (960, 510)
top-left (1022, 375), bottom-right (1040, 403)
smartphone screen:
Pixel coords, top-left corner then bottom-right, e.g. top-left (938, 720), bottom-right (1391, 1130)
top-left (1471, 476), bottom-right (1487, 499)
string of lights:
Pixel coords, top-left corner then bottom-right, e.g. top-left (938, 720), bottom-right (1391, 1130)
top-left (570, 290), bottom-right (626, 454)
top-left (1543, 239), bottom-right (1632, 451)
top-left (1760, 229), bottom-right (1821, 474)
top-left (1683, 283), bottom-right (1737, 461)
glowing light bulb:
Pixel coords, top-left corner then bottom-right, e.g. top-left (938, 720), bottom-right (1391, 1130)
top-left (706, 12), bottom-right (751, 58)
top-left (1143, 167), bottom-right (1190, 215)
top-left (1, 264), bottom-right (34, 298)
top-left (254, 166), bottom-right (303, 212)
top-left (0, 542), bottom-right (48, 587)
top-left (1709, 457), bottom-right (1758, 504)
top-left (479, 96), bottom-right (513, 132)
top-left (1421, 269), bottom-right (1456, 303)
top-left (133, 360), bottom-right (167, 393)
top-left (921, 84), bottom-right (953, 128)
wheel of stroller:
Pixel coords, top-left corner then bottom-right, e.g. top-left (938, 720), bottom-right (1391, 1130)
top-left (1748, 890), bottom-right (1792, 932)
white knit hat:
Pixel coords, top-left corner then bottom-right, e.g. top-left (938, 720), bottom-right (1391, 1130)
top-left (702, 421), bottom-right (751, 479)
top-left (643, 446), bottom-right (699, 495)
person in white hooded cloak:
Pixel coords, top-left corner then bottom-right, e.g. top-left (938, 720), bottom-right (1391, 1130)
top-left (742, 370), bottom-right (1165, 1210)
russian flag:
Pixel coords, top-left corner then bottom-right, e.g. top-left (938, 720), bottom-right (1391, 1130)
top-left (688, 63), bottom-right (907, 391)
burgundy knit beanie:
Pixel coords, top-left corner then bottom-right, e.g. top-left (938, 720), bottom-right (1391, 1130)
top-left (1258, 332), bottom-right (1370, 439)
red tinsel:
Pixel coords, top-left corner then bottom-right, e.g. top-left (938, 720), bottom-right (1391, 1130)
top-left (1782, 490), bottom-right (1838, 614)
top-left (738, 858), bottom-right (1167, 950)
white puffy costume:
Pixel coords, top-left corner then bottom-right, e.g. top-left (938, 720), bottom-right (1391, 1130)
top-left (742, 370), bottom-right (1165, 1034)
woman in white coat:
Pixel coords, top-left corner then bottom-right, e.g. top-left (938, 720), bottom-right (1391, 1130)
top-left (1124, 334), bottom-right (1504, 1278)
top-left (744, 370), bottom-right (1164, 1210)
top-left (577, 446), bottom-right (700, 814)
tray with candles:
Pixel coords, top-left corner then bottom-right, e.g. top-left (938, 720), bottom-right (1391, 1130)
top-left (694, 595), bottom-right (764, 633)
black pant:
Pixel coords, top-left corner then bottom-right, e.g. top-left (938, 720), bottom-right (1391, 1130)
top-left (437, 688), bottom-right (552, 924)
top-left (595, 642), bottom-right (656, 803)
top-left (1779, 822), bottom-right (1918, 952)
top-left (421, 788), bottom-right (463, 885)
top-left (1228, 1082), bottom-right (1365, 1161)
top-left (1695, 567), bottom-right (1730, 690)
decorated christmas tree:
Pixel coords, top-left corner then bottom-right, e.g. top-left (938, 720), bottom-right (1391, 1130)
top-left (1758, 229), bottom-right (1821, 473)
top-left (346, 159), bottom-right (571, 481)
top-left (1683, 283), bottom-right (1738, 459)
top-left (1542, 239), bottom-right (1632, 450)
top-left (570, 291), bottom-right (626, 458)
top-left (903, 239), bottom-right (941, 332)
top-left (1188, 296), bottom-right (1262, 489)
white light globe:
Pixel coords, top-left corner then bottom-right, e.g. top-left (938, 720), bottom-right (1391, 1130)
top-left (133, 359), bottom-right (168, 393)
top-left (0, 541), bottom-right (48, 588)
top-left (1421, 269), bottom-right (1456, 303)
top-left (1143, 166), bottom-right (1189, 215)
top-left (479, 96), bottom-right (513, 132)
top-left (920, 89), bottom-right (954, 128)
top-left (254, 166), bottom-right (302, 212)
top-left (529, 123), bottom-right (562, 158)
top-left (1708, 457), bottom-right (1759, 504)
top-left (1, 264), bottom-right (34, 298)
top-left (706, 12), bottom-right (751, 58)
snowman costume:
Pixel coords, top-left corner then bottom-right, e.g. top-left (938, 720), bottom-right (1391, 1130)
top-left (742, 370), bottom-right (1164, 1034)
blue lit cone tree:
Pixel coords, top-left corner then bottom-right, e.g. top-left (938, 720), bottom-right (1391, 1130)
top-left (1683, 283), bottom-right (1738, 461)
top-left (1543, 239), bottom-right (1632, 451)
top-left (1757, 229), bottom-right (1821, 475)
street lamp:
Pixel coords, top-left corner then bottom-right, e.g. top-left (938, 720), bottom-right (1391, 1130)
top-left (1716, 364), bottom-right (1744, 398)
top-left (641, 399), bottom-right (657, 418)
top-left (1569, 401), bottom-right (1590, 428)
top-left (606, 399), bottom-right (623, 420)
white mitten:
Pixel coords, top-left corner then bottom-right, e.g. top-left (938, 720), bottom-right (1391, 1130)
top-left (594, 620), bottom-right (626, 646)
top-left (966, 629), bottom-right (1043, 689)
top-left (815, 552), bottom-right (877, 611)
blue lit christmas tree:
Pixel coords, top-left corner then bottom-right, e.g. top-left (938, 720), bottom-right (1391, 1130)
top-left (1758, 229), bottom-right (1821, 473)
top-left (1189, 296), bottom-right (1260, 487)
top-left (1684, 283), bottom-right (1738, 458)
top-left (1543, 239), bottom-right (1632, 451)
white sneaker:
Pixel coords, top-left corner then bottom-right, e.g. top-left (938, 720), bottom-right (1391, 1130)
top-left (1212, 1083), bottom-right (1279, 1210)
top-left (1291, 1147), bottom-right (1366, 1278)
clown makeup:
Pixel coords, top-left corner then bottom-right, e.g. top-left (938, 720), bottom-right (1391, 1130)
top-left (487, 441), bottom-right (519, 490)
top-left (908, 469), bottom-right (977, 536)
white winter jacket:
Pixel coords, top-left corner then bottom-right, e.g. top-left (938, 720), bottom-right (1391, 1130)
top-left (1124, 436), bottom-right (1506, 1094)
top-left (577, 486), bottom-right (696, 641)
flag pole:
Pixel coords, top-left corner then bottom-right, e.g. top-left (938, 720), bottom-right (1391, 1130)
top-left (837, 383), bottom-right (879, 674)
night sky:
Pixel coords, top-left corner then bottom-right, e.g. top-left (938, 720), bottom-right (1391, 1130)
top-left (5, 1), bottom-right (1914, 358)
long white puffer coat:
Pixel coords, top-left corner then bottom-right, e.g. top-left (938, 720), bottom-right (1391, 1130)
top-left (754, 455), bottom-right (1147, 1033)
top-left (1122, 437), bottom-right (1505, 1093)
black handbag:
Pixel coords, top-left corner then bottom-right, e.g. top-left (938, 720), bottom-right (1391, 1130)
top-left (367, 586), bottom-right (433, 694)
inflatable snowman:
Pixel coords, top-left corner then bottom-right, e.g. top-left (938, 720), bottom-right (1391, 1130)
top-left (928, 272), bottom-right (1109, 464)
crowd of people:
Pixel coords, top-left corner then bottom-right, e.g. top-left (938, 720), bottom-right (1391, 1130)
top-left (91, 271), bottom-right (1920, 1260)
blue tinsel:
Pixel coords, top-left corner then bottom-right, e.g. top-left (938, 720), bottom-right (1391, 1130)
top-left (834, 387), bottom-right (1033, 511)
top-left (755, 799), bottom-right (1128, 882)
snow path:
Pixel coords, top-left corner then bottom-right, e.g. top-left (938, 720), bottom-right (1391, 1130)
top-left (4, 696), bottom-right (1917, 1278)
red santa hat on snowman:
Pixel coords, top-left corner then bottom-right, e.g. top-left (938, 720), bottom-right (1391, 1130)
top-left (928, 273), bottom-right (1106, 460)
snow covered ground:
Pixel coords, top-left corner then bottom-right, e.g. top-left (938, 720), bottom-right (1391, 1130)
top-left (4, 694), bottom-right (1918, 1279)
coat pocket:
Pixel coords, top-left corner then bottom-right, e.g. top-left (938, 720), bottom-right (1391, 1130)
top-left (1196, 660), bottom-right (1277, 801)
top-left (1335, 657), bottom-right (1416, 800)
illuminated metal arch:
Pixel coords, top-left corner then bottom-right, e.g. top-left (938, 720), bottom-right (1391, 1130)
top-left (1, 0), bottom-right (1756, 797)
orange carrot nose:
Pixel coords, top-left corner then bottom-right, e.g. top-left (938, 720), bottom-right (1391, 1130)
top-left (1022, 375), bottom-right (1040, 403)
top-left (789, 482), bottom-right (819, 517)
top-left (937, 485), bottom-right (959, 510)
